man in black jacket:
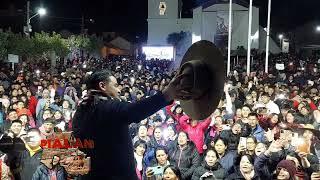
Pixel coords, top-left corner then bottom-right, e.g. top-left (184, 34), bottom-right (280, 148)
top-left (72, 70), bottom-right (191, 180)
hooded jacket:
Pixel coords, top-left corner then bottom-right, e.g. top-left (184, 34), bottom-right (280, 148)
top-left (169, 142), bottom-right (201, 180)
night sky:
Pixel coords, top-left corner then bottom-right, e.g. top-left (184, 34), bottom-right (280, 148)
top-left (0, 0), bottom-right (320, 41)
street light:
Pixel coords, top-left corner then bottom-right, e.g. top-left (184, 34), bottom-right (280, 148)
top-left (278, 34), bottom-right (284, 51)
top-left (24, 1), bottom-right (47, 36)
top-left (29, 7), bottom-right (47, 23)
top-left (316, 26), bottom-right (320, 32)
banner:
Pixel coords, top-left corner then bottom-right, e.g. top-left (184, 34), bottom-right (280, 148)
top-left (214, 11), bottom-right (229, 49)
top-left (282, 39), bottom-right (289, 53)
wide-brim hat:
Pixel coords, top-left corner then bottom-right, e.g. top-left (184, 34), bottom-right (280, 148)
top-left (177, 40), bottom-right (225, 120)
top-left (298, 124), bottom-right (320, 138)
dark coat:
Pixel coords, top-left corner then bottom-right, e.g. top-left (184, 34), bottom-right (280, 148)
top-left (225, 167), bottom-right (261, 180)
top-left (19, 149), bottom-right (43, 180)
top-left (72, 93), bottom-right (171, 180)
top-left (32, 164), bottom-right (67, 180)
top-left (169, 142), bottom-right (201, 180)
top-left (191, 162), bottom-right (226, 180)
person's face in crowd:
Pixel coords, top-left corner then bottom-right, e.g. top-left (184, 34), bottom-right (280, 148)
top-left (19, 115), bottom-right (28, 127)
top-left (232, 123), bottom-right (242, 135)
top-left (138, 126), bottom-right (147, 138)
top-left (248, 115), bottom-right (258, 128)
top-left (140, 119), bottom-right (148, 125)
top-left (277, 167), bottom-right (291, 180)
top-left (214, 109), bottom-right (221, 117)
top-left (262, 95), bottom-right (270, 104)
top-left (155, 149), bottom-right (168, 166)
top-left (167, 126), bottom-right (175, 138)
top-left (241, 107), bottom-right (251, 118)
top-left (43, 122), bottom-right (54, 133)
top-left (214, 139), bottom-right (227, 155)
top-left (17, 101), bottom-right (25, 109)
top-left (54, 111), bottom-right (62, 120)
top-left (17, 89), bottom-right (23, 95)
top-left (286, 113), bottom-right (295, 124)
top-left (300, 107), bottom-right (309, 116)
top-left (10, 122), bottom-right (22, 136)
top-left (135, 144), bottom-right (146, 156)
top-left (166, 118), bottom-right (174, 125)
top-left (8, 111), bottom-right (18, 121)
top-left (175, 107), bottom-right (182, 114)
top-left (246, 138), bottom-right (256, 151)
top-left (264, 86), bottom-right (269, 93)
top-left (270, 114), bottom-right (279, 124)
top-left (12, 89), bottom-right (18, 97)
top-left (255, 143), bottom-right (266, 156)
top-left (268, 88), bottom-right (274, 96)
top-left (62, 101), bottom-right (70, 109)
top-left (177, 132), bottom-right (188, 146)
top-left (153, 85), bottom-right (159, 91)
top-left (246, 95), bottom-right (253, 105)
top-left (102, 76), bottom-right (120, 98)
top-left (26, 91), bottom-right (32, 98)
top-left (251, 91), bottom-right (257, 99)
top-left (0, 85), bottom-right (4, 95)
top-left (26, 131), bottom-right (41, 149)
top-left (20, 95), bottom-right (27, 103)
top-left (303, 130), bottom-right (313, 141)
top-left (205, 150), bottom-right (218, 167)
top-left (215, 116), bottom-right (223, 126)
top-left (240, 156), bottom-right (253, 173)
top-left (42, 89), bottom-right (50, 99)
top-left (236, 109), bottom-right (242, 117)
top-left (154, 128), bottom-right (162, 141)
top-left (163, 167), bottom-right (179, 180)
top-left (11, 97), bottom-right (18, 104)
top-left (52, 156), bottom-right (60, 166)
top-left (124, 92), bottom-right (130, 99)
top-left (2, 99), bottom-right (10, 108)
top-left (43, 110), bottom-right (52, 120)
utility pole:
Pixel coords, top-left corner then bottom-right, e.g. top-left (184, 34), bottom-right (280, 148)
top-left (25, 1), bottom-right (30, 36)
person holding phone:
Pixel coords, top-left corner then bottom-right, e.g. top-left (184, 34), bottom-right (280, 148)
top-left (146, 146), bottom-right (171, 180)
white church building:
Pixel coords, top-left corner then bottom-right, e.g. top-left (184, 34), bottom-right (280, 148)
top-left (146, 0), bottom-right (280, 62)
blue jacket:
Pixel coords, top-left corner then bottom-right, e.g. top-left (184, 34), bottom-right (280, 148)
top-left (32, 164), bottom-right (67, 180)
top-left (251, 125), bottom-right (265, 143)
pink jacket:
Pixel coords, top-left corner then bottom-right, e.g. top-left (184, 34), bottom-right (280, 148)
top-left (178, 115), bottom-right (211, 154)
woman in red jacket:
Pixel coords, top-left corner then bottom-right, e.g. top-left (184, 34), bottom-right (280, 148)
top-left (26, 90), bottom-right (38, 118)
top-left (178, 115), bottom-right (213, 154)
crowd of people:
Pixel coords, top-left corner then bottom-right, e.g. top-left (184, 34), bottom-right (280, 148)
top-left (0, 53), bottom-right (320, 180)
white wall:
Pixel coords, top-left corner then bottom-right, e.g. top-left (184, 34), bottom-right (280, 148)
top-left (147, 18), bottom-right (192, 45)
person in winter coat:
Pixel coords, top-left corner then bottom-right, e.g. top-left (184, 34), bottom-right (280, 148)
top-left (134, 140), bottom-right (147, 180)
top-left (39, 118), bottom-right (56, 139)
top-left (213, 137), bottom-right (236, 174)
top-left (192, 149), bottom-right (226, 180)
top-left (32, 155), bottom-right (67, 180)
top-left (146, 146), bottom-right (172, 180)
top-left (226, 154), bottom-right (260, 180)
top-left (144, 127), bottom-right (167, 167)
top-left (248, 113), bottom-right (266, 143)
top-left (178, 115), bottom-right (213, 154)
top-left (133, 125), bottom-right (151, 145)
top-left (19, 128), bottom-right (43, 180)
top-left (169, 131), bottom-right (201, 180)
top-left (166, 125), bottom-right (178, 152)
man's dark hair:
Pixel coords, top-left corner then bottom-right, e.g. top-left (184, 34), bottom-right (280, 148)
top-left (248, 112), bottom-right (258, 118)
top-left (85, 70), bottom-right (112, 90)
top-left (11, 120), bottom-right (22, 125)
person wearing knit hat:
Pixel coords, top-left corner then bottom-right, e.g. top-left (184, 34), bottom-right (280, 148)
top-left (276, 160), bottom-right (297, 180)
